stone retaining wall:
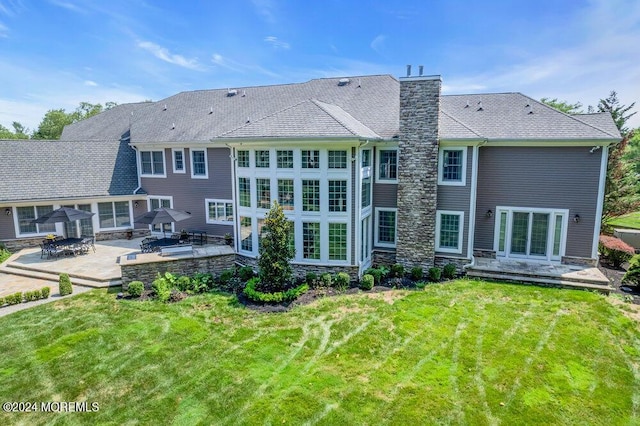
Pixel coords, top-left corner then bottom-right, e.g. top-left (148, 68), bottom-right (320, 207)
top-left (235, 255), bottom-right (360, 281)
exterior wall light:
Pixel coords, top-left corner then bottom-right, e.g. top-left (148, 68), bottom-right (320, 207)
top-left (134, 201), bottom-right (139, 208)
top-left (574, 214), bottom-right (580, 223)
top-left (4, 208), bottom-right (11, 216)
top-left (486, 209), bottom-right (493, 218)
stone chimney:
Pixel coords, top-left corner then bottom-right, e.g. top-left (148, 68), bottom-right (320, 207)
top-left (395, 69), bottom-right (441, 270)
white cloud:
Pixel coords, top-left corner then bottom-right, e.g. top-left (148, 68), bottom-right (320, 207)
top-left (264, 36), bottom-right (290, 50)
top-left (252, 0), bottom-right (276, 24)
top-left (211, 53), bottom-right (281, 79)
top-left (370, 34), bottom-right (386, 54)
top-left (47, 0), bottom-right (85, 13)
top-left (137, 40), bottom-right (204, 71)
top-left (84, 80), bottom-right (98, 86)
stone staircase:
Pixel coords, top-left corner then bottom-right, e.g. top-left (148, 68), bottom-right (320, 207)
top-left (0, 261), bottom-right (121, 288)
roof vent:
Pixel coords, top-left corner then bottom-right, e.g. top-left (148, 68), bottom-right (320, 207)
top-left (338, 78), bottom-right (350, 86)
top-left (477, 101), bottom-right (483, 111)
top-left (209, 107), bottom-right (213, 114)
top-left (465, 100), bottom-right (470, 108)
top-left (163, 104), bottom-right (167, 111)
top-left (227, 89), bottom-right (238, 97)
top-left (357, 79), bottom-right (362, 88)
top-left (418, 65), bottom-right (424, 76)
top-left (246, 117), bottom-right (250, 123)
top-left (242, 90), bottom-right (246, 97)
top-left (171, 123), bottom-right (175, 129)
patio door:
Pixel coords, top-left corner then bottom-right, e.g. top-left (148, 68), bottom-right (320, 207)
top-left (61, 204), bottom-right (94, 238)
top-left (495, 207), bottom-right (568, 262)
top-left (150, 198), bottom-right (172, 234)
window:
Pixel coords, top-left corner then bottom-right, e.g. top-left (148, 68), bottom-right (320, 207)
top-left (206, 200), bottom-right (233, 223)
top-left (98, 201), bottom-right (131, 229)
top-left (256, 150), bottom-right (270, 168)
top-left (278, 179), bottom-right (294, 211)
top-left (328, 150), bottom-right (347, 169)
top-left (438, 148), bottom-right (467, 186)
top-left (140, 150), bottom-right (164, 176)
top-left (257, 218), bottom-right (267, 250)
top-left (361, 177), bottom-right (371, 208)
top-left (303, 222), bottom-right (320, 260)
top-left (149, 198), bottom-right (171, 233)
top-left (237, 150), bottom-right (250, 168)
top-left (436, 211), bottom-right (464, 254)
top-left (329, 223), bottom-right (347, 260)
top-left (375, 208), bottom-right (397, 247)
top-left (191, 149), bottom-right (207, 178)
top-left (16, 206), bottom-right (55, 234)
top-left (240, 216), bottom-right (252, 251)
top-left (328, 180), bottom-right (347, 212)
top-left (302, 150), bottom-right (319, 169)
top-left (302, 180), bottom-right (320, 212)
top-left (377, 149), bottom-right (397, 181)
top-left (361, 149), bottom-right (371, 167)
top-left (277, 150), bottom-right (293, 168)
top-left (172, 149), bottom-right (185, 173)
top-left (256, 178), bottom-right (271, 209)
top-left (239, 178), bottom-right (251, 208)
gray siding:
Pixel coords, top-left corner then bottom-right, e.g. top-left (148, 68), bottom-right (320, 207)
top-left (141, 147), bottom-right (233, 236)
top-left (436, 146), bottom-right (473, 257)
top-left (474, 146), bottom-right (602, 258)
top-left (0, 210), bottom-right (15, 239)
top-left (372, 182), bottom-right (397, 208)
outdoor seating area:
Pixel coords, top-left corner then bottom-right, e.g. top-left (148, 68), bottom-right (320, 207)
top-left (40, 236), bottom-right (96, 259)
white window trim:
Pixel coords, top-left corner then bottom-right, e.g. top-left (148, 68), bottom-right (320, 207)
top-left (436, 210), bottom-right (464, 254)
top-left (190, 149), bottom-right (208, 179)
top-left (374, 207), bottom-right (397, 248)
top-left (438, 147), bottom-right (467, 186)
top-left (172, 148), bottom-right (185, 174)
top-left (146, 196), bottom-right (173, 233)
top-left (205, 199), bottom-right (234, 224)
top-left (139, 149), bottom-right (167, 178)
top-left (375, 147), bottom-right (399, 184)
top-left (97, 200), bottom-right (133, 230)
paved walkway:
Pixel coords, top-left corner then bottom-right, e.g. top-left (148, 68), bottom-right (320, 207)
top-left (0, 284), bottom-right (93, 318)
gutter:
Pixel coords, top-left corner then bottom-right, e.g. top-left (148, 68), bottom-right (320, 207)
top-left (131, 144), bottom-right (142, 195)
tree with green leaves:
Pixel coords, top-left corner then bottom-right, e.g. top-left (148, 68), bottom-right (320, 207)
top-left (603, 131), bottom-right (640, 223)
top-left (32, 101), bottom-right (117, 140)
top-left (0, 122), bottom-right (29, 139)
top-left (597, 91), bottom-right (636, 136)
top-left (257, 200), bottom-right (295, 293)
top-left (540, 97), bottom-right (583, 114)
top-left (624, 130), bottom-right (640, 176)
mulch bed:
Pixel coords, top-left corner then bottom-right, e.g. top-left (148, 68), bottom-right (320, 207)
top-left (598, 260), bottom-right (640, 304)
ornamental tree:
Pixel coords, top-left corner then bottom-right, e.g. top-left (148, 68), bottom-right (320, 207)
top-left (257, 200), bottom-right (295, 293)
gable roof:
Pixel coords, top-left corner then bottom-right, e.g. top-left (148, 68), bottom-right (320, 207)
top-left (60, 102), bottom-right (152, 141)
top-left (439, 93), bottom-right (621, 141)
top-left (0, 139), bottom-right (138, 203)
top-left (129, 75), bottom-right (399, 143)
top-left (572, 112), bottom-right (621, 137)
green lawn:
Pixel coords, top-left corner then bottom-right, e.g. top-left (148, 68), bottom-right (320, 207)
top-left (0, 280), bottom-right (639, 425)
top-left (608, 211), bottom-right (640, 230)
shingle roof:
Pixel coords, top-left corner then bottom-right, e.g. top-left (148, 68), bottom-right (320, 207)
top-left (129, 75), bottom-right (399, 143)
top-left (60, 102), bottom-right (152, 141)
top-left (440, 93), bottom-right (620, 140)
top-left (573, 113), bottom-right (621, 137)
top-left (0, 139), bottom-right (138, 202)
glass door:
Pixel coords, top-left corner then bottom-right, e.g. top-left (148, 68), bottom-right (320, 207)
top-left (150, 198), bottom-right (172, 234)
top-left (62, 204), bottom-right (78, 238)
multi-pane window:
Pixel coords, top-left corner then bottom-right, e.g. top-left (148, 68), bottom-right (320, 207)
top-left (277, 150), bottom-right (294, 168)
top-left (256, 150), bottom-right (270, 168)
top-left (287, 221), bottom-right (295, 255)
top-left (438, 214), bottom-right (460, 250)
top-left (98, 201), bottom-right (130, 229)
top-left (257, 218), bottom-right (267, 250)
top-left (302, 180), bottom-right (320, 212)
top-left (442, 150), bottom-right (463, 182)
top-left (149, 198), bottom-right (171, 233)
top-left (239, 177), bottom-right (251, 207)
top-left (377, 209), bottom-right (396, 246)
top-left (206, 200), bottom-right (233, 223)
top-left (328, 223), bottom-right (347, 260)
top-left (362, 149), bottom-right (371, 167)
top-left (378, 150), bottom-right (397, 180)
top-left (302, 150), bottom-right (319, 169)
top-left (237, 150), bottom-right (250, 167)
top-left (16, 206), bottom-right (55, 234)
top-left (328, 180), bottom-right (347, 212)
top-left (140, 151), bottom-right (164, 175)
top-left (256, 178), bottom-right (271, 209)
top-left (240, 216), bottom-right (252, 251)
top-left (173, 150), bottom-right (184, 172)
top-left (278, 179), bottom-right (294, 210)
top-left (191, 150), bottom-right (206, 177)
top-left (361, 177), bottom-right (371, 208)
top-left (328, 150), bottom-right (347, 169)
top-left (302, 222), bottom-right (320, 259)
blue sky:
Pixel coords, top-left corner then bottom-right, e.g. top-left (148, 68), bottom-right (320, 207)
top-left (1, 0), bottom-right (639, 132)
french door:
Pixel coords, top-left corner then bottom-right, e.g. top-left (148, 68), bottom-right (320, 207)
top-left (149, 197), bottom-right (172, 234)
top-left (495, 207), bottom-right (568, 262)
top-left (62, 204), bottom-right (94, 237)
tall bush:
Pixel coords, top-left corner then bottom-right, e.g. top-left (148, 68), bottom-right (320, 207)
top-left (257, 201), bottom-right (295, 293)
top-left (623, 255), bottom-right (640, 286)
top-left (59, 273), bottom-right (73, 296)
top-left (599, 235), bottom-right (635, 268)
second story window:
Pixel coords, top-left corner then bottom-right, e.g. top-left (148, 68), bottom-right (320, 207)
top-left (328, 150), bottom-right (347, 169)
top-left (237, 150), bottom-right (250, 168)
top-left (438, 147), bottom-right (467, 186)
top-left (172, 149), bottom-right (184, 173)
top-left (140, 150), bottom-right (164, 176)
top-left (377, 149), bottom-right (397, 181)
top-left (256, 150), bottom-right (270, 168)
top-left (191, 149), bottom-right (207, 178)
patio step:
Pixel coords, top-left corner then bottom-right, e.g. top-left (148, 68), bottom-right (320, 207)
top-left (466, 269), bottom-right (611, 294)
top-left (0, 263), bottom-right (121, 288)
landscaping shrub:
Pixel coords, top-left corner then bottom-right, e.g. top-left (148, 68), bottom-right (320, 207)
top-left (175, 276), bottom-right (194, 293)
top-left (410, 266), bottom-right (423, 281)
top-left (364, 266), bottom-right (389, 285)
top-left (334, 272), bottom-right (350, 292)
top-left (24, 291), bottom-right (37, 302)
top-left (623, 254), bottom-right (640, 286)
top-left (6, 292), bottom-right (23, 305)
top-left (415, 281), bottom-right (428, 289)
top-left (152, 274), bottom-right (171, 302)
top-left (319, 273), bottom-right (332, 287)
top-left (238, 266), bottom-right (255, 282)
top-left (391, 263), bottom-right (404, 278)
top-left (257, 201), bottom-right (295, 293)
top-left (41, 287), bottom-right (50, 299)
top-left (443, 263), bottom-right (457, 279)
top-left (305, 272), bottom-right (317, 287)
top-left (599, 235), bottom-right (635, 268)
top-left (192, 272), bottom-right (215, 292)
top-left (127, 281), bottom-right (144, 298)
top-left (0, 246), bottom-right (11, 264)
top-left (428, 267), bottom-right (442, 282)
top-left (218, 269), bottom-right (235, 287)
top-left (360, 274), bottom-right (374, 290)
top-left (0, 296), bottom-right (4, 306)
top-left (243, 277), bottom-right (308, 303)
top-left (59, 273), bottom-right (73, 296)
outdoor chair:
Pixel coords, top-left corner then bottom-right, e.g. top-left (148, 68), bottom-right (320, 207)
top-left (39, 243), bottom-right (49, 259)
top-left (81, 236), bottom-right (96, 253)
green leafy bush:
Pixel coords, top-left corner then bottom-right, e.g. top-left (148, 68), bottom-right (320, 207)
top-left (6, 292), bottom-right (23, 305)
top-left (319, 273), bottom-right (332, 287)
top-left (192, 272), bottom-right (215, 292)
top-left (127, 281), bottom-right (144, 297)
top-left (152, 274), bottom-right (171, 302)
top-left (360, 274), bottom-right (374, 290)
top-left (238, 266), bottom-right (255, 282)
top-left (0, 296), bottom-right (4, 306)
top-left (59, 273), bottom-right (73, 296)
top-left (599, 235), bottom-right (635, 268)
top-left (218, 269), bottom-right (235, 286)
top-left (334, 272), bottom-right (350, 292)
top-left (391, 263), bottom-right (404, 278)
top-left (305, 272), bottom-right (317, 287)
top-left (623, 254), bottom-right (640, 286)
top-left (175, 275), bottom-right (194, 293)
top-left (24, 291), bottom-right (37, 302)
top-left (410, 266), bottom-right (423, 281)
top-left (257, 201), bottom-right (295, 293)
top-left (443, 263), bottom-right (457, 279)
top-left (364, 266), bottom-right (389, 285)
top-left (243, 277), bottom-right (308, 303)
top-left (0, 246), bottom-right (11, 264)
top-left (41, 287), bottom-right (50, 299)
top-left (415, 281), bottom-right (428, 289)
top-left (428, 267), bottom-right (441, 282)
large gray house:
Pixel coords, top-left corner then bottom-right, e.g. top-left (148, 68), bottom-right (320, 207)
top-left (0, 72), bottom-right (621, 277)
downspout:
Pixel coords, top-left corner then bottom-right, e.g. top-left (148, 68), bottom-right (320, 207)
top-left (226, 143), bottom-right (238, 253)
top-left (463, 139), bottom-right (488, 270)
top-left (131, 145), bottom-right (142, 195)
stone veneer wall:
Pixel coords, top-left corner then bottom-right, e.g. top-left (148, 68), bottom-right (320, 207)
top-left (96, 229), bottom-right (149, 241)
top-left (235, 255), bottom-right (360, 281)
top-left (372, 249), bottom-right (397, 267)
top-left (395, 75), bottom-right (441, 272)
top-left (434, 256), bottom-right (470, 274)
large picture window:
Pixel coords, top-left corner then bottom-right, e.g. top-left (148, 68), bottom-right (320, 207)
top-left (16, 206), bottom-right (55, 235)
top-left (302, 150), bottom-right (319, 169)
top-left (239, 177), bottom-right (251, 207)
top-left (98, 201), bottom-right (130, 229)
top-left (256, 178), bottom-right (271, 209)
top-left (277, 150), bottom-right (294, 168)
top-left (240, 216), bottom-right (252, 251)
top-left (278, 179), bottom-right (294, 210)
top-left (328, 150), bottom-right (347, 169)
